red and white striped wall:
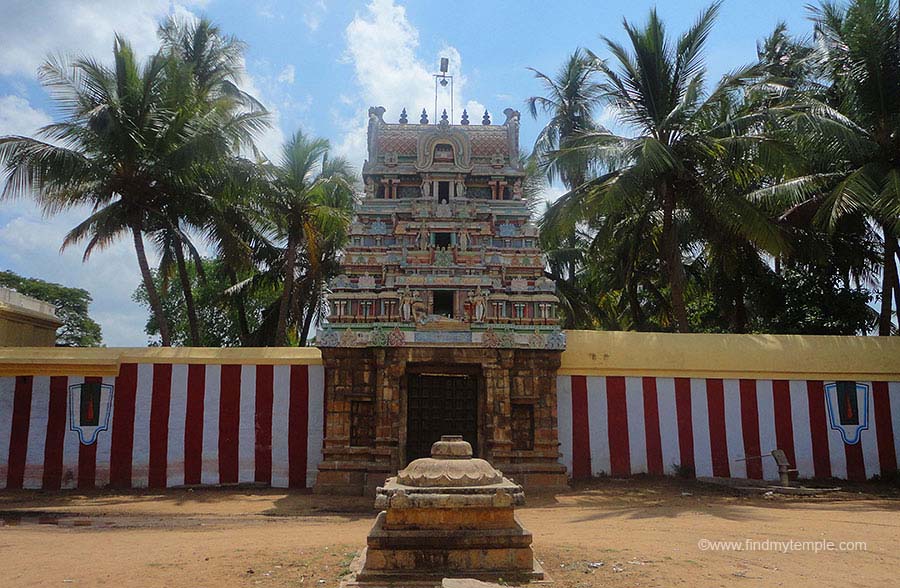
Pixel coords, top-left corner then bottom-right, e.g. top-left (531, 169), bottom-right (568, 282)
top-left (557, 376), bottom-right (900, 481)
top-left (0, 364), bottom-right (324, 490)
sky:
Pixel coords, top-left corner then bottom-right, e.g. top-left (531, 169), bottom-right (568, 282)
top-left (0, 0), bottom-right (814, 346)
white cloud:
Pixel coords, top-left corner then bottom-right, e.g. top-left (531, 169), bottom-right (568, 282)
top-left (541, 182), bottom-right (568, 205)
top-left (0, 95), bottom-right (54, 218)
top-left (0, 95), bottom-right (52, 138)
top-left (277, 64), bottom-right (296, 85)
top-left (464, 100), bottom-right (487, 124)
top-left (257, 2), bottom-right (277, 19)
top-left (303, 0), bottom-right (327, 32)
top-left (598, 105), bottom-right (619, 128)
top-left (335, 0), bottom-right (486, 167)
top-left (0, 0), bottom-right (209, 76)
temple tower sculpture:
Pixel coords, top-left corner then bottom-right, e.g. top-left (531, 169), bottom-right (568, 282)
top-left (315, 106), bottom-right (566, 495)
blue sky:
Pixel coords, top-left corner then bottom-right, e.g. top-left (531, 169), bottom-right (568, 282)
top-left (0, 0), bottom-right (814, 345)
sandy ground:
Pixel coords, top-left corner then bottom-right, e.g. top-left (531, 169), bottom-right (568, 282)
top-left (1, 478), bottom-right (898, 588)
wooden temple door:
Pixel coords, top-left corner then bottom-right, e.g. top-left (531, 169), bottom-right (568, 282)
top-left (405, 372), bottom-right (478, 463)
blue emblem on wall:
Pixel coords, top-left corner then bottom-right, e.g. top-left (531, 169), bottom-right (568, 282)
top-left (824, 381), bottom-right (869, 445)
top-left (68, 382), bottom-right (114, 445)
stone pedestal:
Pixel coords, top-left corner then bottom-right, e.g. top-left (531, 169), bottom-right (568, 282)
top-left (315, 346), bottom-right (567, 496)
top-left (343, 436), bottom-right (545, 587)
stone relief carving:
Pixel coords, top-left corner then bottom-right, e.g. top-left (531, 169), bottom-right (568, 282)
top-left (415, 127), bottom-right (474, 172)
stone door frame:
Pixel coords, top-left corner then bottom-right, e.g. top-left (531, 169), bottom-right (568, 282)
top-left (400, 362), bottom-right (485, 466)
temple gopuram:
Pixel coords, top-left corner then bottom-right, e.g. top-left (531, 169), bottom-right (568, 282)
top-left (315, 106), bottom-right (567, 495)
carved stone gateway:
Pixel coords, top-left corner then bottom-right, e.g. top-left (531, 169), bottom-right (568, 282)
top-left (342, 436), bottom-right (545, 587)
top-left (315, 106), bottom-right (566, 495)
top-left (316, 346), bottom-right (565, 495)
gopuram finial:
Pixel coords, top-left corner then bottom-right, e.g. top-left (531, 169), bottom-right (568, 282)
top-left (460, 109), bottom-right (469, 125)
top-left (399, 108), bottom-right (408, 124)
top-left (420, 108), bottom-right (429, 124)
top-left (482, 110), bottom-right (491, 125)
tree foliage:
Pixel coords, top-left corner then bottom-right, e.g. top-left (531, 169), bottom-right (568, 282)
top-left (132, 258), bottom-right (276, 346)
top-left (0, 270), bottom-right (102, 346)
top-left (531, 0), bottom-right (893, 336)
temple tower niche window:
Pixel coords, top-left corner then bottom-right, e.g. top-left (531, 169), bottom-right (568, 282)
top-left (434, 232), bottom-right (452, 249)
top-left (433, 290), bottom-right (454, 317)
top-left (437, 181), bottom-right (451, 203)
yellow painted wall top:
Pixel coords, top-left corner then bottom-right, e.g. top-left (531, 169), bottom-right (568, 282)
top-left (1, 331), bottom-right (899, 379)
top-left (0, 347), bottom-right (323, 376)
top-left (559, 330), bottom-right (900, 380)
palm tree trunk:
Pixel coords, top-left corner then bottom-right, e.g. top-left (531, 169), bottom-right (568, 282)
top-left (626, 278), bottom-right (644, 330)
top-left (299, 291), bottom-right (317, 347)
top-left (226, 268), bottom-right (251, 345)
top-left (275, 233), bottom-right (298, 346)
top-left (893, 238), bottom-right (900, 328)
top-left (173, 241), bottom-right (201, 346)
top-left (659, 182), bottom-right (690, 332)
top-left (132, 224), bottom-right (171, 346)
top-left (878, 229), bottom-right (897, 335)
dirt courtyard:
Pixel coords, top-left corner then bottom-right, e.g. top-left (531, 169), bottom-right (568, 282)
top-left (1, 478), bottom-right (898, 588)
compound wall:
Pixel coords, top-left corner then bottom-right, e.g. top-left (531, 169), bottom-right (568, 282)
top-left (1, 332), bottom-right (900, 490)
top-left (557, 331), bottom-right (900, 481)
top-left (0, 349), bottom-right (324, 489)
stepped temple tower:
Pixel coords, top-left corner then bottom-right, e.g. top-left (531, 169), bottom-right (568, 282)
top-left (315, 106), bottom-right (567, 495)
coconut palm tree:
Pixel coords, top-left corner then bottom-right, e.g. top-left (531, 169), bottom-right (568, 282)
top-left (545, 2), bottom-right (783, 332)
top-left (295, 157), bottom-right (356, 346)
top-left (753, 0), bottom-right (900, 334)
top-left (198, 158), bottom-right (273, 344)
top-left (0, 38), bottom-right (178, 343)
top-left (262, 131), bottom-right (354, 346)
top-left (527, 51), bottom-right (604, 327)
top-left (527, 49), bottom-right (604, 191)
top-left (153, 17), bottom-right (268, 345)
top-left (0, 35), bottom-right (267, 346)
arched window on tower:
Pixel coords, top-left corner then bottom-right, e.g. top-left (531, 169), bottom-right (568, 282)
top-left (433, 143), bottom-right (454, 163)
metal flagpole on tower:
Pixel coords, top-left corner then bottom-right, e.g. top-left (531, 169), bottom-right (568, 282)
top-left (434, 57), bottom-right (453, 123)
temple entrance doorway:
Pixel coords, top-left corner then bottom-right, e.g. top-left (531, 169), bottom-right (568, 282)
top-left (405, 370), bottom-right (478, 463)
